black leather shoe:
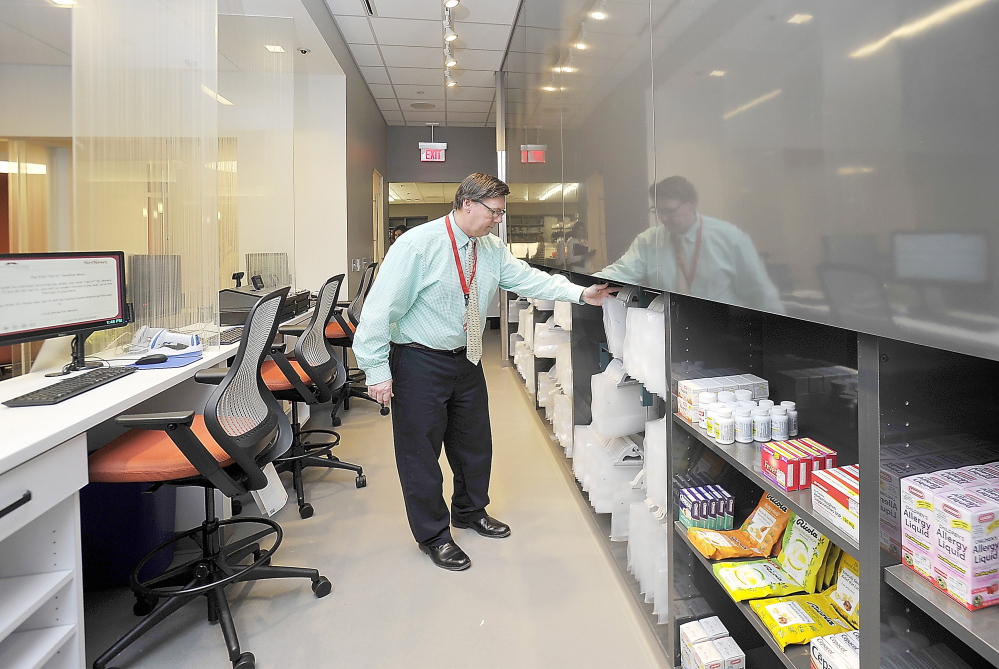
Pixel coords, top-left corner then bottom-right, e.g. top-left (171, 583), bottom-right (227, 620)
top-left (453, 515), bottom-right (511, 538)
top-left (420, 541), bottom-right (471, 571)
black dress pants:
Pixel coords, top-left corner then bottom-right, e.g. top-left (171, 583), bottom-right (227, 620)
top-left (389, 344), bottom-right (492, 547)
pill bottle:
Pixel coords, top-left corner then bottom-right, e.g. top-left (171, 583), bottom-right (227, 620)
top-left (697, 392), bottom-right (717, 427)
top-left (734, 409), bottom-right (754, 443)
top-left (781, 401), bottom-right (798, 436)
top-left (734, 389), bottom-right (753, 402)
top-left (716, 409), bottom-right (735, 445)
top-left (752, 407), bottom-right (771, 442)
top-left (718, 390), bottom-right (737, 404)
top-left (723, 401), bottom-right (741, 412)
top-left (771, 406), bottom-right (789, 441)
top-left (706, 402), bottom-right (725, 438)
top-left (738, 401), bottom-right (757, 411)
top-left (758, 399), bottom-right (775, 411)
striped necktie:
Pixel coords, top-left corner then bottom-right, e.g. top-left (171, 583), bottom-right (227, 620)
top-left (465, 239), bottom-right (481, 365)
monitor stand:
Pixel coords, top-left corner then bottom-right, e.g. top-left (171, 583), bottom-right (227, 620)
top-left (45, 330), bottom-right (103, 377)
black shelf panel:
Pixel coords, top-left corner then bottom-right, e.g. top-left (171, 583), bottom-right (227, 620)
top-left (672, 415), bottom-right (860, 559)
top-left (884, 564), bottom-right (999, 666)
top-left (674, 521), bottom-right (811, 669)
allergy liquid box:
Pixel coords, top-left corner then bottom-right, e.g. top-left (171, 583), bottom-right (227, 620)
top-left (712, 636), bottom-right (745, 669)
top-left (679, 620), bottom-right (708, 668)
top-left (690, 640), bottom-right (723, 669)
top-left (900, 473), bottom-right (963, 583)
top-left (881, 459), bottom-right (943, 557)
top-left (932, 490), bottom-right (999, 610)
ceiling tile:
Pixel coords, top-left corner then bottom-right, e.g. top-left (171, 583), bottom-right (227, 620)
top-left (447, 121), bottom-right (489, 127)
top-left (449, 0), bottom-right (519, 26)
top-left (450, 22), bottom-right (511, 52)
top-left (381, 110), bottom-right (406, 123)
top-left (445, 99), bottom-right (492, 113)
top-left (369, 17), bottom-right (441, 47)
top-left (444, 86), bottom-right (496, 102)
top-left (348, 43), bottom-right (385, 67)
top-left (398, 98), bottom-right (443, 112)
top-left (324, 0), bottom-right (369, 17)
top-left (359, 65), bottom-right (392, 84)
top-left (446, 111), bottom-right (489, 123)
top-left (380, 45), bottom-right (443, 69)
top-left (377, 98), bottom-right (402, 112)
top-left (334, 15), bottom-right (376, 44)
top-left (450, 69), bottom-right (496, 88)
top-left (389, 67), bottom-right (445, 86)
top-left (368, 0), bottom-right (442, 21)
top-left (403, 110), bottom-right (448, 124)
top-left (367, 83), bottom-right (396, 98)
top-left (446, 48), bottom-right (504, 71)
top-left (393, 84), bottom-right (446, 100)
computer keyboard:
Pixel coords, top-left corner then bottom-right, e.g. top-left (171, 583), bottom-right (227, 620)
top-left (3, 366), bottom-right (137, 407)
top-left (219, 327), bottom-right (244, 345)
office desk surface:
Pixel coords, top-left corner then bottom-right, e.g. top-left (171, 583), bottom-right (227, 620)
top-left (0, 343), bottom-right (239, 475)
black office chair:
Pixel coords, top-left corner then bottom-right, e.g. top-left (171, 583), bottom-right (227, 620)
top-left (326, 262), bottom-right (388, 424)
top-left (264, 274), bottom-right (366, 519)
top-left (88, 287), bottom-right (331, 669)
top-left (818, 262), bottom-right (897, 335)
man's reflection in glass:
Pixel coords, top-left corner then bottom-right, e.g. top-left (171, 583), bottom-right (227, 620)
top-left (596, 176), bottom-right (783, 312)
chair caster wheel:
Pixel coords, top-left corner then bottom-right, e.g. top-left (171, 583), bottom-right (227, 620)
top-left (231, 499), bottom-right (243, 516)
top-left (312, 576), bottom-right (332, 598)
top-left (253, 550), bottom-right (272, 567)
top-left (132, 594), bottom-right (158, 616)
top-left (379, 406), bottom-right (390, 416)
top-left (299, 503), bottom-right (314, 519)
top-left (233, 651), bottom-right (255, 669)
top-left (355, 475), bottom-right (367, 489)
top-left (331, 416), bottom-right (342, 427)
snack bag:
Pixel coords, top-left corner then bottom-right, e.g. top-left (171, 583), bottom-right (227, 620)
top-left (750, 594), bottom-right (851, 649)
top-left (822, 545), bottom-right (842, 591)
top-left (777, 514), bottom-right (830, 593)
top-left (741, 494), bottom-right (792, 554)
top-left (688, 528), bottom-right (760, 560)
top-left (688, 493), bottom-right (791, 560)
top-left (827, 554), bottom-right (861, 628)
top-left (713, 558), bottom-right (805, 601)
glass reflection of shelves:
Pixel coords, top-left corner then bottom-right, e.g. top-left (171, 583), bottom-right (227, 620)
top-left (674, 521), bottom-right (811, 669)
top-left (884, 564), bottom-right (999, 666)
top-left (672, 415), bottom-right (860, 559)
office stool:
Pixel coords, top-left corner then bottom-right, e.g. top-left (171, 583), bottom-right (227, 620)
top-left (88, 287), bottom-right (331, 669)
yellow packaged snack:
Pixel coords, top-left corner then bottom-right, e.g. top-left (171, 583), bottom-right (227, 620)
top-left (712, 559), bottom-right (805, 601)
top-left (827, 554), bottom-right (861, 628)
top-left (750, 594), bottom-right (852, 649)
top-left (822, 545), bottom-right (842, 591)
top-left (687, 493), bottom-right (791, 560)
top-left (777, 513), bottom-right (829, 593)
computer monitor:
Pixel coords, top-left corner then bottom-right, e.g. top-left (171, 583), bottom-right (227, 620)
top-left (892, 232), bottom-right (990, 284)
top-left (0, 251), bottom-right (131, 373)
top-left (245, 252), bottom-right (291, 289)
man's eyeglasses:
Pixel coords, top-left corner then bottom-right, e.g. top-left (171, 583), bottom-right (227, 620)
top-left (649, 203), bottom-right (687, 217)
top-left (474, 200), bottom-right (506, 218)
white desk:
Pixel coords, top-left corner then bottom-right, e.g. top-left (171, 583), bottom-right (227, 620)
top-left (0, 343), bottom-right (239, 669)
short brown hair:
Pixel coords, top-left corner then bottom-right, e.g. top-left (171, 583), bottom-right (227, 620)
top-left (453, 173), bottom-right (511, 210)
top-left (649, 176), bottom-right (698, 203)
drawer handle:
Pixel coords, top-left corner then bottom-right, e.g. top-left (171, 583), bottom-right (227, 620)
top-left (0, 491), bottom-right (32, 519)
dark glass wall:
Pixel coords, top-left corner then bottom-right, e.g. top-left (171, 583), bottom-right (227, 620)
top-left (504, 0), bottom-right (999, 362)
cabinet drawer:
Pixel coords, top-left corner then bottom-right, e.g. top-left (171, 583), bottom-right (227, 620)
top-left (0, 436), bottom-right (87, 544)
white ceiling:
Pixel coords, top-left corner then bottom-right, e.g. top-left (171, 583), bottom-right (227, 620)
top-left (323, 0), bottom-right (521, 127)
top-left (389, 181), bottom-right (579, 203)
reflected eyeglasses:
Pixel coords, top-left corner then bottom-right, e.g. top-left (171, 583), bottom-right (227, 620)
top-left (649, 203), bottom-right (687, 217)
top-left (474, 200), bottom-right (506, 218)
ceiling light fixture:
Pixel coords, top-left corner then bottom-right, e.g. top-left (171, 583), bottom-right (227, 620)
top-left (444, 8), bottom-right (458, 42)
top-left (264, 45), bottom-right (285, 53)
top-left (722, 88), bottom-right (781, 119)
top-left (538, 183), bottom-right (564, 201)
top-left (201, 84), bottom-right (234, 106)
top-left (849, 0), bottom-right (990, 58)
top-left (444, 47), bottom-right (457, 68)
top-left (47, 0), bottom-right (74, 6)
top-left (444, 0), bottom-right (460, 7)
top-left (445, 70), bottom-right (457, 87)
top-left (786, 14), bottom-right (813, 24)
top-left (590, 0), bottom-right (607, 20)
top-left (574, 24), bottom-right (588, 50)
top-left (709, 70), bottom-right (726, 77)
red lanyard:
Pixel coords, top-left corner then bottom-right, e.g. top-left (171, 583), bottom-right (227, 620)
top-left (673, 214), bottom-right (703, 287)
top-left (445, 214), bottom-right (477, 304)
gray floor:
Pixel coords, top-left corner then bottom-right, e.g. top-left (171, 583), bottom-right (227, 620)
top-left (84, 331), bottom-right (669, 669)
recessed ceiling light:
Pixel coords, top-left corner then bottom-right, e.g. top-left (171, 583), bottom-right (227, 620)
top-left (590, 11), bottom-right (607, 20)
top-left (543, 85), bottom-right (557, 92)
top-left (709, 70), bottom-right (726, 77)
top-left (787, 14), bottom-right (813, 24)
top-left (411, 102), bottom-right (436, 110)
top-left (560, 65), bottom-right (576, 73)
top-left (264, 45), bottom-right (286, 53)
top-left (574, 42), bottom-right (587, 50)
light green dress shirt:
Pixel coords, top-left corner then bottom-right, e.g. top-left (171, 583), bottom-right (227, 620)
top-left (354, 213), bottom-right (585, 385)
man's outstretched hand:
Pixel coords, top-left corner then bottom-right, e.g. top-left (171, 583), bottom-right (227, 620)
top-left (581, 283), bottom-right (619, 306)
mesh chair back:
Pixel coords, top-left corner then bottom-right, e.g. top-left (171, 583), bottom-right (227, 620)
top-left (347, 262), bottom-right (378, 325)
top-left (205, 287), bottom-right (292, 487)
top-left (294, 274), bottom-right (347, 402)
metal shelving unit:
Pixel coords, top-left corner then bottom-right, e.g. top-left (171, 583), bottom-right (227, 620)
top-left (672, 415), bottom-right (860, 558)
top-left (673, 521), bottom-right (811, 669)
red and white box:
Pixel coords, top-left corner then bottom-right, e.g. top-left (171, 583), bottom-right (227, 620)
top-left (812, 466), bottom-right (860, 543)
top-left (762, 441), bottom-right (801, 492)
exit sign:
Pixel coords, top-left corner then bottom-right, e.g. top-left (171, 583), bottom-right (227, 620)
top-left (419, 141), bottom-right (447, 162)
top-left (520, 144), bottom-right (547, 163)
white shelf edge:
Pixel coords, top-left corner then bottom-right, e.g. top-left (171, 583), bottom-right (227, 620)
top-left (0, 624), bottom-right (75, 669)
top-left (0, 571), bottom-right (75, 642)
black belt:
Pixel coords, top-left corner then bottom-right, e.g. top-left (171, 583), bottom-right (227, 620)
top-left (395, 341), bottom-right (466, 354)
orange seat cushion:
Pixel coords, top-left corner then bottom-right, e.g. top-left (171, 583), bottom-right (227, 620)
top-left (260, 359), bottom-right (314, 391)
top-left (89, 415), bottom-right (233, 483)
top-left (325, 320), bottom-right (355, 339)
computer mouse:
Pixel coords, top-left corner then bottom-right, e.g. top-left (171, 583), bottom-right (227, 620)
top-left (136, 353), bottom-right (168, 365)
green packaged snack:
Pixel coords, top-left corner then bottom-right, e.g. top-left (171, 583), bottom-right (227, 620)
top-left (777, 513), bottom-right (830, 593)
